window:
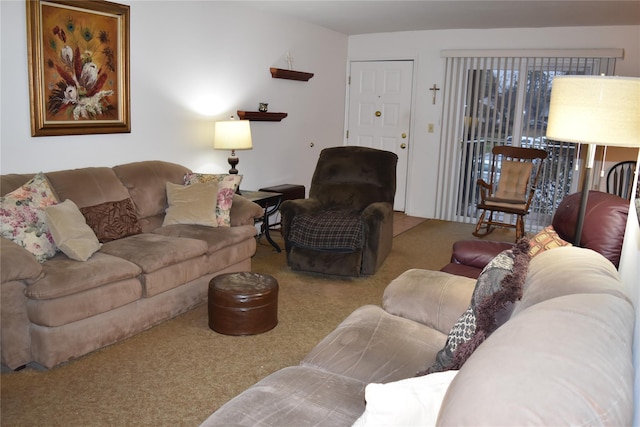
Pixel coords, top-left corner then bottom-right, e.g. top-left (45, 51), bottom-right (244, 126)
top-left (435, 49), bottom-right (622, 232)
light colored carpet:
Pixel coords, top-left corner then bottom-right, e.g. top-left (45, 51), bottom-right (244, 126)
top-left (0, 219), bottom-right (515, 426)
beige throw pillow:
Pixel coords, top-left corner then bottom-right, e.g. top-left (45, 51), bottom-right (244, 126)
top-left (44, 199), bottom-right (102, 261)
top-left (163, 182), bottom-right (218, 227)
top-left (183, 173), bottom-right (242, 227)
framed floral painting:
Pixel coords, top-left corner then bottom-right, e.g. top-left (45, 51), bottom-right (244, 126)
top-left (26, 0), bottom-right (130, 136)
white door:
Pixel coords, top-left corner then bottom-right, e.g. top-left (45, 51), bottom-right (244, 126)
top-left (347, 60), bottom-right (413, 211)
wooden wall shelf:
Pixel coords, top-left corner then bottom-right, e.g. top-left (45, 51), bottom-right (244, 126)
top-left (237, 111), bottom-right (288, 122)
top-left (270, 68), bottom-right (314, 81)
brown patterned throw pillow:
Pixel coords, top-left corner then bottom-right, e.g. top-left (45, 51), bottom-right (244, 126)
top-left (80, 198), bottom-right (142, 242)
top-left (419, 238), bottom-right (531, 375)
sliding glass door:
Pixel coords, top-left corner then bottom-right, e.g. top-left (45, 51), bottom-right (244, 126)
top-left (436, 50), bottom-right (621, 233)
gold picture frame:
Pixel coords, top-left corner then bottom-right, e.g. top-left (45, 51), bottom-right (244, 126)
top-left (26, 0), bottom-right (130, 136)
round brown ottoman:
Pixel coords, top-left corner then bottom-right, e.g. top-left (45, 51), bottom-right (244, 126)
top-left (208, 272), bottom-right (278, 335)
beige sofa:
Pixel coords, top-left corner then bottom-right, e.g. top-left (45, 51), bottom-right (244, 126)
top-left (202, 246), bottom-right (634, 426)
top-left (1, 161), bottom-right (263, 370)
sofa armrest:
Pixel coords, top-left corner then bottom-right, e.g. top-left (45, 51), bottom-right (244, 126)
top-left (1, 237), bottom-right (43, 284)
top-left (440, 240), bottom-right (513, 279)
top-left (230, 194), bottom-right (264, 226)
top-left (382, 269), bottom-right (475, 335)
top-left (449, 240), bottom-right (514, 268)
top-left (361, 202), bottom-right (394, 274)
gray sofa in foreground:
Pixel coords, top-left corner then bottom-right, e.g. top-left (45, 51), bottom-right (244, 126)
top-left (202, 246), bottom-right (634, 426)
top-left (1, 161), bottom-right (263, 369)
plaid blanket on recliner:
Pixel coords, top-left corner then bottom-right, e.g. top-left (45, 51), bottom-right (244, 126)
top-left (288, 209), bottom-right (364, 252)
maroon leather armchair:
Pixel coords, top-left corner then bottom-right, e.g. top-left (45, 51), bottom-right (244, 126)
top-left (441, 191), bottom-right (630, 279)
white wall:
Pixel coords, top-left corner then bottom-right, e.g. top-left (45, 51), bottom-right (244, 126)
top-left (0, 1), bottom-right (348, 192)
top-left (348, 25), bottom-right (640, 218)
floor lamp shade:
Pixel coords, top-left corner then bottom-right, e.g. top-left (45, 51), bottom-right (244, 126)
top-left (214, 119), bottom-right (253, 175)
top-left (546, 76), bottom-right (640, 148)
top-left (546, 75), bottom-right (640, 245)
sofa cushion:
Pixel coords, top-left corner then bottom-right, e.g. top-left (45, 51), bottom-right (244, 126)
top-left (163, 182), bottom-right (218, 227)
top-left (492, 160), bottom-right (533, 203)
top-left (27, 278), bottom-right (142, 327)
top-left (302, 305), bottom-right (447, 384)
top-left (512, 246), bottom-right (631, 317)
top-left (112, 161), bottom-right (192, 232)
top-left (81, 198), bottom-right (142, 243)
top-left (437, 293), bottom-right (634, 426)
top-left (183, 173), bottom-right (242, 227)
top-left (424, 238), bottom-right (530, 374)
top-left (153, 223), bottom-right (257, 255)
top-left (200, 366), bottom-right (366, 427)
top-left (45, 167), bottom-right (130, 208)
top-left (0, 172), bottom-right (59, 262)
top-left (25, 252), bottom-right (142, 300)
top-left (99, 233), bottom-right (207, 274)
top-left (44, 199), bottom-right (101, 261)
top-left (353, 370), bottom-right (459, 427)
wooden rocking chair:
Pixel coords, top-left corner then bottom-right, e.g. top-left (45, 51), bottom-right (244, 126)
top-left (473, 145), bottom-right (548, 241)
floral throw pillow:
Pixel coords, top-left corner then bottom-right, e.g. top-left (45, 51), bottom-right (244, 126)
top-left (183, 173), bottom-right (242, 227)
top-left (0, 173), bottom-right (59, 262)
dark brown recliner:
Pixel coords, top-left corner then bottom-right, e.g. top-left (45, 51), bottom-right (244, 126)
top-left (280, 146), bottom-right (398, 277)
top-left (441, 191), bottom-right (630, 278)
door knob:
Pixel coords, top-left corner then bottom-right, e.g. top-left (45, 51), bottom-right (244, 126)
top-left (375, 111), bottom-right (381, 117)
top-left (400, 143), bottom-right (407, 149)
top-left (401, 133), bottom-right (407, 139)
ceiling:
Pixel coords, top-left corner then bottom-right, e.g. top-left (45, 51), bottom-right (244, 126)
top-left (246, 1), bottom-right (640, 35)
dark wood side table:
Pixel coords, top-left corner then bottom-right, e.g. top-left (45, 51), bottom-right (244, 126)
top-left (258, 184), bottom-right (305, 232)
top-left (241, 190), bottom-right (283, 252)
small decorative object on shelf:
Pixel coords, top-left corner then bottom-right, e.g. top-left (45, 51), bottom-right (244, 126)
top-left (270, 67), bottom-right (314, 81)
top-left (258, 103), bottom-right (269, 112)
top-left (237, 111), bottom-right (288, 122)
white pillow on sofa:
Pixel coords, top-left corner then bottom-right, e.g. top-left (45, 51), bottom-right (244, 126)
top-left (44, 199), bottom-right (101, 261)
top-left (352, 370), bottom-right (458, 427)
top-left (163, 182), bottom-right (219, 227)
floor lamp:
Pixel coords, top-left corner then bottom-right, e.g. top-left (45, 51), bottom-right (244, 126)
top-left (546, 75), bottom-right (640, 245)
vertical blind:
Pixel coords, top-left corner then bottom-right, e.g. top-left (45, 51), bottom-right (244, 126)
top-left (435, 49), bottom-right (622, 232)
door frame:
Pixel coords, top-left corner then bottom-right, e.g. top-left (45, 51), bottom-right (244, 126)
top-left (343, 57), bottom-right (418, 213)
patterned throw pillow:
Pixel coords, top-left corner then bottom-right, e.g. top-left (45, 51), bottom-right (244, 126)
top-left (0, 173), bottom-right (59, 262)
top-left (80, 198), bottom-right (142, 243)
top-left (528, 225), bottom-right (572, 257)
top-left (420, 238), bottom-right (531, 375)
top-left (183, 173), bottom-right (242, 227)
